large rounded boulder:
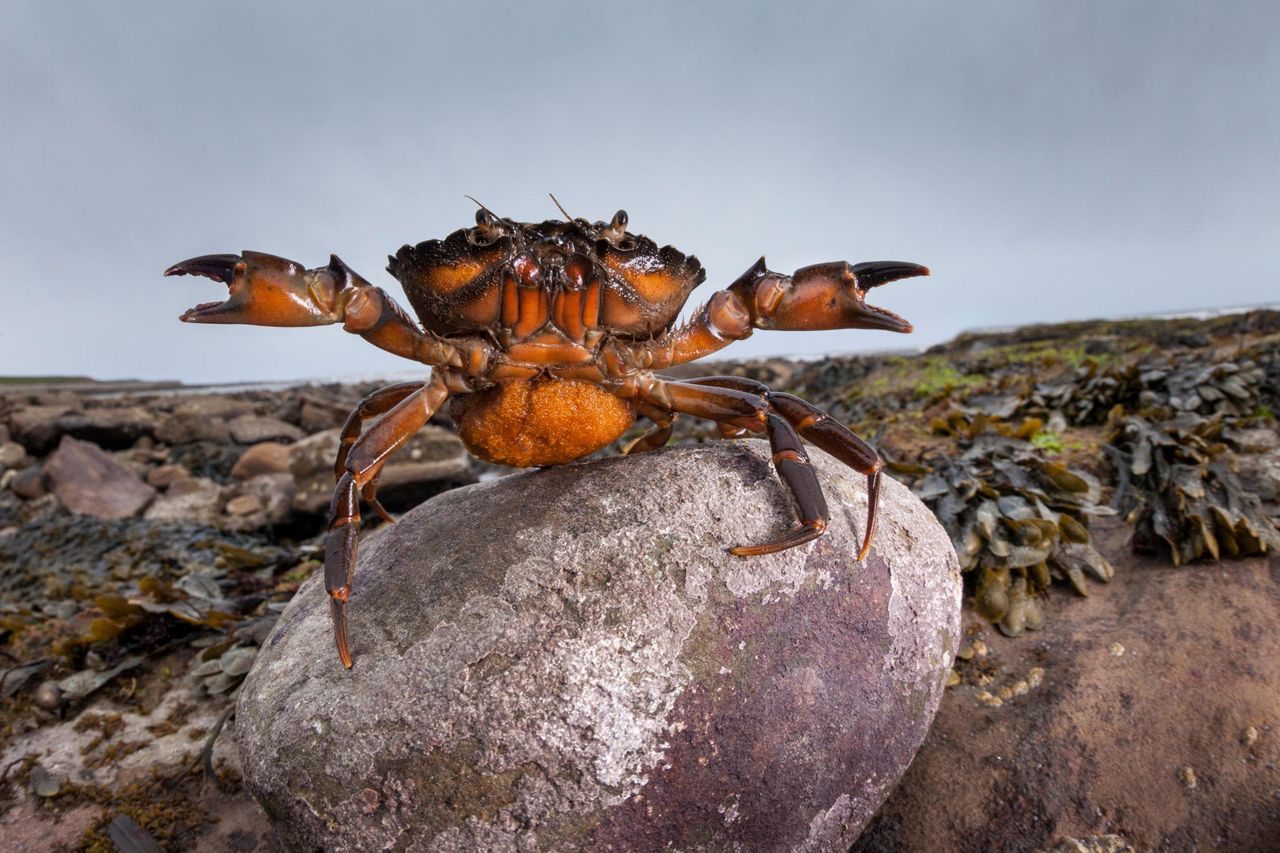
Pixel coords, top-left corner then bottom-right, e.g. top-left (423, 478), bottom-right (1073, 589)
top-left (237, 441), bottom-right (961, 851)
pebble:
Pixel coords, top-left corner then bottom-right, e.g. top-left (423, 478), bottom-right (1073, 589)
top-left (1241, 726), bottom-right (1259, 747)
top-left (1177, 766), bottom-right (1198, 789)
top-left (30, 764), bottom-right (63, 797)
top-left (1108, 642), bottom-right (1125, 656)
top-left (225, 494), bottom-right (264, 517)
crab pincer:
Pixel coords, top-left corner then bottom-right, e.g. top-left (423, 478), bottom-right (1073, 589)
top-left (165, 251), bottom-right (344, 326)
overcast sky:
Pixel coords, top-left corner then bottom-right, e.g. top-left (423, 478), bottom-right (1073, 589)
top-left (2, 2), bottom-right (1277, 383)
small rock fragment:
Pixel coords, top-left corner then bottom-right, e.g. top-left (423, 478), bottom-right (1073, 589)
top-left (1177, 766), bottom-right (1197, 789)
top-left (1241, 726), bottom-right (1259, 746)
top-left (107, 814), bottom-right (166, 853)
top-left (225, 494), bottom-right (264, 517)
top-left (9, 466), bottom-right (47, 499)
top-left (1108, 642), bottom-right (1125, 656)
top-left (145, 464), bottom-right (190, 489)
top-left (29, 764), bottom-right (63, 797)
top-left (33, 680), bottom-right (62, 710)
top-left (0, 440), bottom-right (31, 470)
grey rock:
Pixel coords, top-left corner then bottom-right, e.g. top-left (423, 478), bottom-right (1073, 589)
top-left (228, 414), bottom-right (305, 445)
top-left (8, 405), bottom-right (75, 454)
top-left (155, 411), bottom-right (231, 445)
top-left (53, 406), bottom-right (155, 449)
top-left (289, 425), bottom-right (474, 515)
top-left (174, 395), bottom-right (255, 420)
top-left (43, 436), bottom-right (155, 519)
top-left (144, 477), bottom-right (223, 525)
top-left (299, 395), bottom-right (354, 433)
top-left (238, 441), bottom-right (961, 851)
top-left (9, 466), bottom-right (47, 500)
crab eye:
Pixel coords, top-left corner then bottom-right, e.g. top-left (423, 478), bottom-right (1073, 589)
top-left (600, 209), bottom-right (633, 248)
top-left (469, 208), bottom-right (506, 245)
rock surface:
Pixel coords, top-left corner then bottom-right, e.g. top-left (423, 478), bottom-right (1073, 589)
top-left (43, 436), bottom-right (156, 519)
top-left (238, 441), bottom-right (961, 851)
top-left (851, 518), bottom-right (1280, 853)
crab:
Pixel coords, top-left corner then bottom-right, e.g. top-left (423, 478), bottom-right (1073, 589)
top-left (166, 201), bottom-right (927, 668)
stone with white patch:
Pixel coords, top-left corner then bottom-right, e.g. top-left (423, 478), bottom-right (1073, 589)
top-left (237, 441), bottom-right (961, 851)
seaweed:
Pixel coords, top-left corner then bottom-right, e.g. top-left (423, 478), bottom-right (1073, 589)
top-left (1106, 413), bottom-right (1280, 565)
top-left (892, 415), bottom-right (1114, 636)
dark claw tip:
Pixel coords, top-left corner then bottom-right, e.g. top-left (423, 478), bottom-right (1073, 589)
top-left (164, 254), bottom-right (241, 281)
top-left (851, 261), bottom-right (930, 290)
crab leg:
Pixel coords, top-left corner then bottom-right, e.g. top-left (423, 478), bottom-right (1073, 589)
top-left (635, 376), bottom-right (830, 556)
top-left (685, 375), bottom-right (884, 561)
top-left (334, 380), bottom-right (429, 524)
top-left (632, 258), bottom-right (927, 369)
top-left (621, 401), bottom-right (675, 455)
top-left (165, 251), bottom-right (462, 368)
top-left (326, 375), bottom-right (449, 668)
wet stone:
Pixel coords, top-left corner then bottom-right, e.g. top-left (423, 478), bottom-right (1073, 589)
top-left (238, 441), bottom-right (961, 851)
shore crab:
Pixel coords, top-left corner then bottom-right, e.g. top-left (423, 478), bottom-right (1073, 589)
top-left (167, 201), bottom-right (927, 667)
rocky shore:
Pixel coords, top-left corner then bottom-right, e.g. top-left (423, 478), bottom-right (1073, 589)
top-left (1, 309), bottom-right (1277, 851)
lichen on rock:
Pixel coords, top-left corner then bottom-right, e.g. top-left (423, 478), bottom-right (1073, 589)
top-left (236, 440), bottom-right (961, 851)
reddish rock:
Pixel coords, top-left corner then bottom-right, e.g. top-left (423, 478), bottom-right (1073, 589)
top-left (145, 464), bottom-right (190, 489)
top-left (225, 494), bottom-right (264, 517)
top-left (851, 518), bottom-right (1280, 853)
top-left (231, 442), bottom-right (293, 480)
top-left (43, 437), bottom-right (155, 519)
top-left (238, 442), bottom-right (961, 850)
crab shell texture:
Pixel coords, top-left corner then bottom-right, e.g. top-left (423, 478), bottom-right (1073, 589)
top-left (389, 213), bottom-right (705, 466)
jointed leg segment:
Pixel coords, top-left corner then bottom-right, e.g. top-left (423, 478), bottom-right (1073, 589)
top-left (334, 380), bottom-right (428, 523)
top-left (325, 375), bottom-right (449, 668)
top-left (637, 373), bottom-right (883, 561)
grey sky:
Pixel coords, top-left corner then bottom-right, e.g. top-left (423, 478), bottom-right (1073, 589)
top-left (2, 1), bottom-right (1277, 383)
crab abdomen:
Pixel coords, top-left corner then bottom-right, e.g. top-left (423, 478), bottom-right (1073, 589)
top-left (449, 379), bottom-right (635, 467)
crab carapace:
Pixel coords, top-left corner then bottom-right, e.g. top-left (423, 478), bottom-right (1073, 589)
top-left (166, 202), bottom-right (928, 668)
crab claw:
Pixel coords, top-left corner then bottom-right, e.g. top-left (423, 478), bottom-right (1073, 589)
top-left (732, 258), bottom-right (927, 334)
top-left (165, 250), bottom-right (341, 326)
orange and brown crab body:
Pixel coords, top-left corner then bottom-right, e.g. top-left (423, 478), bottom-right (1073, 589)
top-left (167, 203), bottom-right (928, 668)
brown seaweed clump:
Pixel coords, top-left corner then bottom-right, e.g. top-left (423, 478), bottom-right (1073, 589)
top-left (1026, 357), bottom-right (1269, 426)
top-left (1106, 414), bottom-right (1280, 565)
top-left (893, 418), bottom-right (1114, 637)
